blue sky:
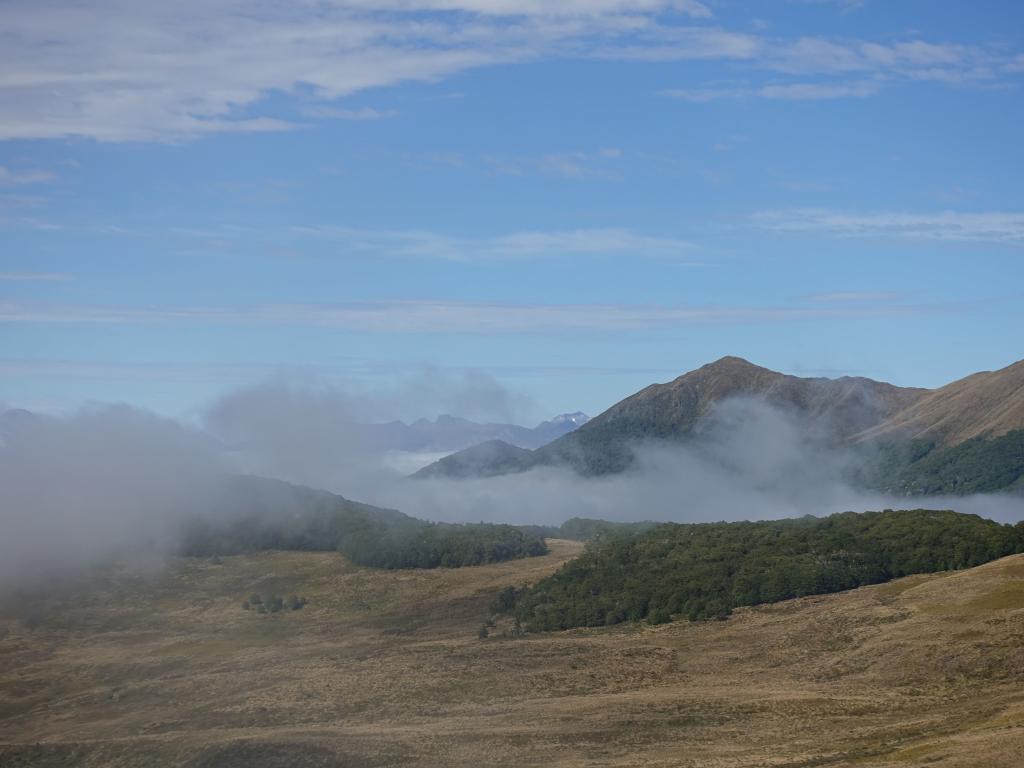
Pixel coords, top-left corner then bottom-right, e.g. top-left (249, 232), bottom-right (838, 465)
top-left (1, 0), bottom-right (1022, 423)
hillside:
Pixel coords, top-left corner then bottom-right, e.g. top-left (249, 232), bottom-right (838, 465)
top-left (856, 358), bottom-right (1024, 445)
top-left (532, 356), bottom-right (927, 474)
top-left (414, 356), bottom-right (1024, 486)
top-left (416, 356), bottom-right (927, 477)
top-left (411, 439), bottom-right (534, 479)
top-left (355, 411), bottom-right (590, 452)
top-left (502, 510), bottom-right (1024, 630)
top-left (181, 474), bottom-right (548, 569)
top-left (4, 541), bottom-right (1024, 766)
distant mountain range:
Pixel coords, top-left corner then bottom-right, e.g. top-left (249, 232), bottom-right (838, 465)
top-left (414, 356), bottom-right (1024, 493)
top-left (350, 411), bottom-right (590, 453)
top-left (0, 406), bottom-right (589, 456)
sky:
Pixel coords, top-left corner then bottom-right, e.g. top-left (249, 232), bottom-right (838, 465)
top-left (1, 0), bottom-right (1022, 424)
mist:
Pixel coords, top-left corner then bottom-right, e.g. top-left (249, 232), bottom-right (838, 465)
top-left (204, 384), bottom-right (1024, 528)
top-left (369, 399), bottom-right (1024, 527)
top-left (0, 404), bottom-right (225, 588)
top-left (2, 383), bottom-right (1023, 592)
top-left (202, 371), bottom-right (541, 489)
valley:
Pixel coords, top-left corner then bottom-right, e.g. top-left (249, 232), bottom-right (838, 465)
top-left (4, 540), bottom-right (1024, 767)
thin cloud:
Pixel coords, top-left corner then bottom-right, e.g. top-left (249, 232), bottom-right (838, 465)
top-left (481, 150), bottom-right (624, 179)
top-left (298, 106), bottom-right (399, 120)
top-left (0, 166), bottom-right (55, 186)
top-left (801, 291), bottom-right (902, 304)
top-left (290, 225), bottom-right (700, 261)
top-left (0, 297), bottom-right (946, 333)
top-left (663, 80), bottom-right (880, 101)
top-left (752, 209), bottom-right (1024, 244)
top-left (0, 272), bottom-right (73, 282)
top-left (0, 2), bottom-right (1019, 142)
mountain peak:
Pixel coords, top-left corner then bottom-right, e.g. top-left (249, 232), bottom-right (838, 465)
top-left (549, 411), bottom-right (590, 426)
top-left (701, 355), bottom-right (765, 372)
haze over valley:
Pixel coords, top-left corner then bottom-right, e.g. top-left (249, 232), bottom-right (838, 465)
top-left (2, 0), bottom-right (1023, 765)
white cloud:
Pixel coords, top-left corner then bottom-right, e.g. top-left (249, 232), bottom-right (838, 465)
top-left (299, 106), bottom-right (399, 120)
top-left (290, 225), bottom-right (699, 260)
top-left (757, 80), bottom-right (879, 99)
top-left (664, 79), bottom-right (879, 101)
top-left (0, 297), bottom-right (939, 333)
top-left (801, 291), bottom-right (902, 304)
top-left (0, 1), bottom-right (1018, 142)
top-left (0, 272), bottom-right (73, 282)
top-left (752, 209), bottom-right (1024, 244)
top-left (0, 166), bottom-right (55, 186)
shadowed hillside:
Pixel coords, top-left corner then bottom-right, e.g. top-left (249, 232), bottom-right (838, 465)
top-left (181, 474), bottom-right (549, 569)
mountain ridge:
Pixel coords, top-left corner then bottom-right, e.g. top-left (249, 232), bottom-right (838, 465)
top-left (414, 355), bottom-right (1024, 482)
top-left (355, 411), bottom-right (590, 453)
top-left (854, 358), bottom-right (1024, 445)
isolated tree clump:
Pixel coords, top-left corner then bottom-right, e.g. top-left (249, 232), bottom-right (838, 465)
top-left (242, 593), bottom-right (308, 614)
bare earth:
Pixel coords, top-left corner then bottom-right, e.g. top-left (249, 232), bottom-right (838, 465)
top-left (2, 539), bottom-right (1024, 767)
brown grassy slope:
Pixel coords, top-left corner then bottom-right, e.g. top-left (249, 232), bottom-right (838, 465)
top-left (570, 356), bottom-right (926, 440)
top-left (3, 541), bottom-right (1024, 767)
top-left (856, 358), bottom-right (1024, 446)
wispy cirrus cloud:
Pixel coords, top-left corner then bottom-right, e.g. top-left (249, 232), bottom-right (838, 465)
top-left (0, 1), bottom-right (1019, 142)
top-left (0, 296), bottom-right (947, 333)
top-left (0, 272), bottom-right (73, 282)
top-left (290, 225), bottom-right (698, 261)
top-left (663, 80), bottom-right (879, 101)
top-left (0, 166), bottom-right (55, 186)
top-left (800, 291), bottom-right (902, 304)
top-left (482, 150), bottom-right (625, 180)
top-left (752, 209), bottom-right (1024, 244)
top-left (298, 106), bottom-right (399, 120)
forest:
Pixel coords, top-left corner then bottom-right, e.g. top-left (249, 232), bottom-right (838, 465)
top-left (179, 475), bottom-right (548, 569)
top-left (861, 429), bottom-right (1024, 495)
top-left (499, 509), bottom-right (1024, 631)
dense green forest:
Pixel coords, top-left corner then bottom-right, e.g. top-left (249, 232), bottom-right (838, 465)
top-left (858, 430), bottom-right (1024, 495)
top-left (180, 475), bottom-right (548, 569)
top-left (516, 517), bottom-right (657, 542)
top-left (498, 509), bottom-right (1024, 631)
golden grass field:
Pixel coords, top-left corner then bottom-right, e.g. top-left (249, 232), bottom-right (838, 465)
top-left (2, 539), bottom-right (1024, 767)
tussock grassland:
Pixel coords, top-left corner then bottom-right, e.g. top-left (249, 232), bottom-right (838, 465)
top-left (2, 539), bottom-right (1024, 766)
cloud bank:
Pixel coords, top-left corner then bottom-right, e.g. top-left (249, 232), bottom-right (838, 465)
top-left (0, 0), bottom-right (1019, 141)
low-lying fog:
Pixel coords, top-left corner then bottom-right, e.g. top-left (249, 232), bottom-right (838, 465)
top-left (2, 377), bottom-right (1023, 588)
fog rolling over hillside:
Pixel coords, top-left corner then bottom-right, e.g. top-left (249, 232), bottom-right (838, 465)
top-left (413, 356), bottom-right (1024, 493)
top-left (4, 357), bottom-right (1023, 593)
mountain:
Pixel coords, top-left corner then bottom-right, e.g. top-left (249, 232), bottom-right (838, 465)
top-left (528, 411), bottom-right (590, 446)
top-left (413, 356), bottom-right (1024, 488)
top-left (415, 356), bottom-right (927, 477)
top-left (855, 358), bottom-right (1024, 445)
top-left (411, 439), bottom-right (535, 479)
top-left (355, 412), bottom-right (589, 453)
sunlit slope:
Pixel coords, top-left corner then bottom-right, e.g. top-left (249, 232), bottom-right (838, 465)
top-left (3, 541), bottom-right (1024, 766)
top-left (857, 358), bottom-right (1024, 445)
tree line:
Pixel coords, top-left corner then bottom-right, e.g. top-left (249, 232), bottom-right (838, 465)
top-left (179, 474), bottom-right (548, 569)
top-left (497, 509), bottom-right (1024, 631)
